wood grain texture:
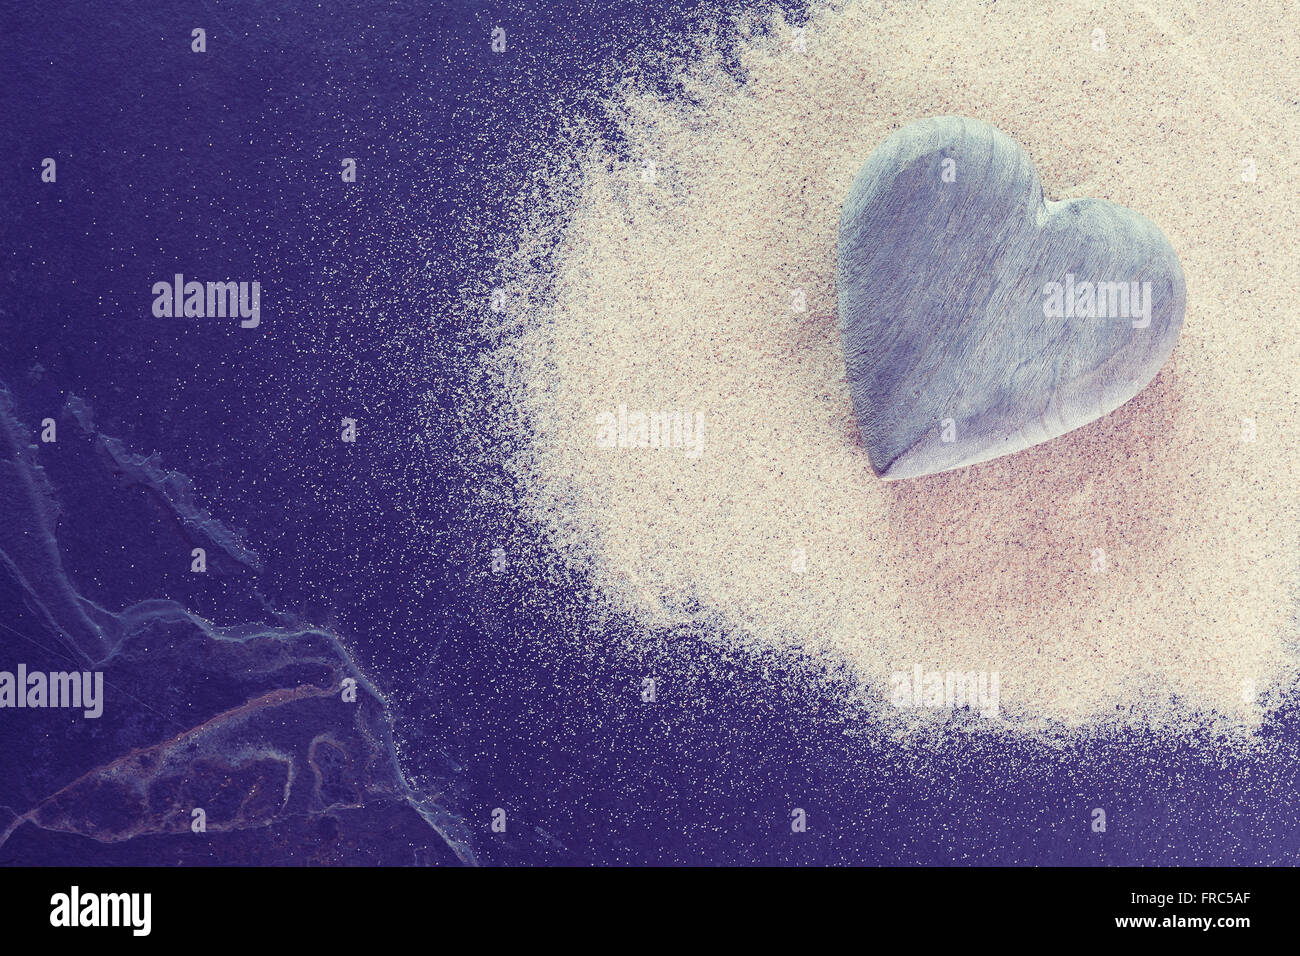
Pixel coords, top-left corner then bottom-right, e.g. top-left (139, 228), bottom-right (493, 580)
top-left (838, 116), bottom-right (1185, 480)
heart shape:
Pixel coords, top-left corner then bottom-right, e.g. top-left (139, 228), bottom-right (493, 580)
top-left (837, 116), bottom-right (1185, 480)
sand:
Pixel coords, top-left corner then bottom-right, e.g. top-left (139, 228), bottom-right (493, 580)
top-left (483, 0), bottom-right (1300, 737)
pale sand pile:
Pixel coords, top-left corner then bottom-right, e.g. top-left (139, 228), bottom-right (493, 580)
top-left (487, 0), bottom-right (1300, 735)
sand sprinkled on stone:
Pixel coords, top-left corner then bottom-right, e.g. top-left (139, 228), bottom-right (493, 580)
top-left (482, 0), bottom-right (1300, 737)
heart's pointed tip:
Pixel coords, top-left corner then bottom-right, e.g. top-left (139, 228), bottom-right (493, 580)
top-left (868, 453), bottom-right (908, 481)
top-left (876, 463), bottom-right (918, 482)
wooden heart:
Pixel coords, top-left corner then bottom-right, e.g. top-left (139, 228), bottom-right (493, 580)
top-left (837, 116), bottom-right (1185, 480)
